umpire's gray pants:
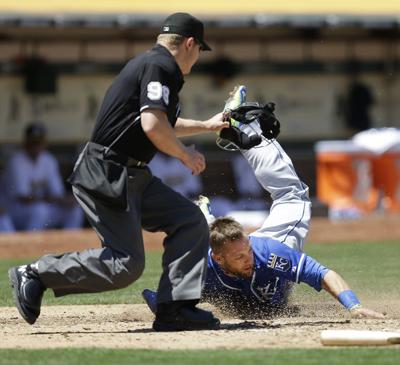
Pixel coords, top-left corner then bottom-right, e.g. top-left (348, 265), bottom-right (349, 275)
top-left (36, 166), bottom-right (209, 304)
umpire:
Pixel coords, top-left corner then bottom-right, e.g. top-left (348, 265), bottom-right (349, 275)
top-left (9, 12), bottom-right (228, 331)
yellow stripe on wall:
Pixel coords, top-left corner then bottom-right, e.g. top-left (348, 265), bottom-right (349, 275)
top-left (0, 0), bottom-right (399, 15)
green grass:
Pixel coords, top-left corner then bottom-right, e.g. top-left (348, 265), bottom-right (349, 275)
top-left (0, 348), bottom-right (399, 365)
top-left (292, 240), bottom-right (400, 304)
top-left (1, 241), bottom-right (399, 307)
top-left (1, 242), bottom-right (399, 364)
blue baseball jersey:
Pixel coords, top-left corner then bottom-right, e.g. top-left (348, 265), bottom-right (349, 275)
top-left (202, 236), bottom-right (329, 313)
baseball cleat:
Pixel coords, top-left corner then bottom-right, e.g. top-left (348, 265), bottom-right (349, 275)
top-left (8, 265), bottom-right (46, 325)
top-left (142, 289), bottom-right (157, 315)
top-left (224, 85), bottom-right (247, 114)
top-left (194, 195), bottom-right (215, 224)
top-left (217, 85), bottom-right (254, 151)
top-left (223, 84), bottom-right (247, 132)
top-left (222, 85), bottom-right (280, 142)
top-left (153, 301), bottom-right (220, 332)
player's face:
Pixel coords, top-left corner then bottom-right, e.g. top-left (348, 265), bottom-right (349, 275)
top-left (214, 237), bottom-right (254, 279)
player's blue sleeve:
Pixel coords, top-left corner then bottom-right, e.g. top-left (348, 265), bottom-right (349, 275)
top-left (298, 255), bottom-right (330, 292)
top-left (251, 236), bottom-right (329, 292)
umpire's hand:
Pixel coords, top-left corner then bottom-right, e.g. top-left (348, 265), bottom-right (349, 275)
top-left (181, 146), bottom-right (206, 176)
top-left (203, 112), bottom-right (229, 133)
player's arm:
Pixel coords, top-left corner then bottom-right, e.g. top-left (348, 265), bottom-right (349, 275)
top-left (321, 270), bottom-right (385, 319)
top-left (141, 109), bottom-right (205, 175)
top-left (174, 114), bottom-right (228, 137)
top-left (264, 239), bottom-right (385, 319)
top-left (299, 255), bottom-right (385, 319)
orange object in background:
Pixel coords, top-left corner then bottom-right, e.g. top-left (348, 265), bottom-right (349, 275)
top-left (372, 146), bottom-right (400, 213)
top-left (315, 141), bottom-right (378, 213)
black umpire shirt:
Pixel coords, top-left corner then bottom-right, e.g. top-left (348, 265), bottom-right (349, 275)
top-left (91, 44), bottom-right (184, 163)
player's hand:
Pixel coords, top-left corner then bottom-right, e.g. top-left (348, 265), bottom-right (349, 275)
top-left (350, 306), bottom-right (385, 319)
top-left (181, 146), bottom-right (206, 176)
top-left (203, 112), bottom-right (229, 133)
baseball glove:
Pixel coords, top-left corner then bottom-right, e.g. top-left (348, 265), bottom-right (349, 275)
top-left (226, 101), bottom-right (281, 140)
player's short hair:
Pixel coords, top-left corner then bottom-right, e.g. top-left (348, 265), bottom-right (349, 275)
top-left (209, 217), bottom-right (246, 254)
top-left (157, 33), bottom-right (186, 50)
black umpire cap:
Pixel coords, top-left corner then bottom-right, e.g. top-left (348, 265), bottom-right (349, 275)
top-left (160, 12), bottom-right (212, 51)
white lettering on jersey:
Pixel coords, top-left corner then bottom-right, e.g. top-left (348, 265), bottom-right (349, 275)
top-left (254, 277), bottom-right (280, 301)
top-left (147, 81), bottom-right (163, 100)
top-left (267, 253), bottom-right (290, 272)
top-left (162, 85), bottom-right (170, 105)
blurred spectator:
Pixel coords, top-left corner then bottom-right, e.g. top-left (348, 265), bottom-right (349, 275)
top-left (0, 193), bottom-right (15, 232)
top-left (207, 56), bottom-right (239, 89)
top-left (2, 122), bottom-right (84, 231)
top-left (149, 152), bottom-right (236, 217)
top-left (231, 154), bottom-right (267, 211)
top-left (0, 147), bottom-right (15, 232)
top-left (345, 78), bottom-right (375, 133)
top-left (0, 213), bottom-right (14, 232)
top-left (148, 152), bottom-right (202, 199)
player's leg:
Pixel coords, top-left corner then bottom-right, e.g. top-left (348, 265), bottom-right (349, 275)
top-left (219, 85), bottom-right (310, 251)
top-left (241, 139), bottom-right (311, 252)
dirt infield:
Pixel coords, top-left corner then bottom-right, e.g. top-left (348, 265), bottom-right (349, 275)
top-left (1, 301), bottom-right (399, 349)
top-left (1, 216), bottom-right (399, 350)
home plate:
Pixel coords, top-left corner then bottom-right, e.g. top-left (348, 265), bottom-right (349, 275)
top-left (321, 330), bottom-right (400, 346)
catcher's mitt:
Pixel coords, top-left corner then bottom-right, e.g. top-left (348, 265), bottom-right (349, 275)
top-left (225, 101), bottom-right (280, 140)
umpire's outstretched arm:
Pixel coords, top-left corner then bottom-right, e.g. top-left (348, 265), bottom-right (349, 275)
top-left (141, 109), bottom-right (205, 176)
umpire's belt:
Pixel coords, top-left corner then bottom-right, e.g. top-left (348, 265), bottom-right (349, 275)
top-left (68, 142), bottom-right (146, 211)
top-left (89, 142), bottom-right (147, 168)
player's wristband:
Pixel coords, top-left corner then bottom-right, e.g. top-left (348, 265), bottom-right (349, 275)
top-left (338, 290), bottom-right (361, 310)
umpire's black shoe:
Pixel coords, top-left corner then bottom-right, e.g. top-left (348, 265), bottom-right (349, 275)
top-left (153, 300), bottom-right (220, 332)
top-left (8, 265), bottom-right (46, 325)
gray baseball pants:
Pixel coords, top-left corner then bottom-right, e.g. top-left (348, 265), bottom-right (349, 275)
top-left (243, 139), bottom-right (311, 252)
top-left (36, 165), bottom-right (209, 304)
